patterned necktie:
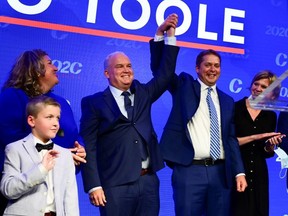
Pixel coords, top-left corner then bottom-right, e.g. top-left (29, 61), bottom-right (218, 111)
top-left (206, 87), bottom-right (220, 160)
top-left (35, 142), bottom-right (54, 152)
top-left (122, 91), bottom-right (133, 120)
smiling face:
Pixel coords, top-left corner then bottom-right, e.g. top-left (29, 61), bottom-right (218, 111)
top-left (249, 70), bottom-right (280, 101)
top-left (196, 54), bottom-right (221, 86)
top-left (104, 52), bottom-right (134, 91)
top-left (250, 78), bottom-right (270, 100)
top-left (38, 55), bottom-right (59, 93)
top-left (28, 104), bottom-right (60, 143)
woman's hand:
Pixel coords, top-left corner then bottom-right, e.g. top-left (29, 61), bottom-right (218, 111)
top-left (69, 141), bottom-right (87, 165)
top-left (264, 134), bottom-right (286, 152)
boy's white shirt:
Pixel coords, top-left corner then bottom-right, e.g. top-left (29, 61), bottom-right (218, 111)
top-left (33, 135), bottom-right (56, 213)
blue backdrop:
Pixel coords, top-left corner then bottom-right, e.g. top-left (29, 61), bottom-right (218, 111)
top-left (1, 0), bottom-right (288, 215)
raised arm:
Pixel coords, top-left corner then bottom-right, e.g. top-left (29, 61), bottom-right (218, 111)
top-left (150, 13), bottom-right (178, 75)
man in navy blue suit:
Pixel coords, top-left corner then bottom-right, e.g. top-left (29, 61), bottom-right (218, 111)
top-left (80, 14), bottom-right (179, 216)
top-left (150, 24), bottom-right (248, 216)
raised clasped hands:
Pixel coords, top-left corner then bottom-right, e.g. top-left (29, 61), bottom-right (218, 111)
top-left (156, 13), bottom-right (178, 36)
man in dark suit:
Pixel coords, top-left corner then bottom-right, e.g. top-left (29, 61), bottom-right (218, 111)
top-left (150, 25), bottom-right (248, 216)
top-left (80, 14), bottom-right (179, 216)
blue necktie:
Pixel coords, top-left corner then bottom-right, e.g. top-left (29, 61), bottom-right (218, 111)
top-left (206, 87), bottom-right (220, 160)
top-left (122, 91), bottom-right (133, 120)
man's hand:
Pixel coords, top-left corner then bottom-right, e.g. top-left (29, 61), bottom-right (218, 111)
top-left (42, 150), bottom-right (59, 171)
top-left (89, 188), bottom-right (107, 207)
top-left (236, 175), bottom-right (247, 192)
top-left (156, 13), bottom-right (178, 36)
top-left (69, 141), bottom-right (87, 165)
top-left (167, 27), bottom-right (176, 38)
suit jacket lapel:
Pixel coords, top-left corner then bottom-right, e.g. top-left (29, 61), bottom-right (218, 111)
top-left (22, 134), bottom-right (41, 164)
top-left (217, 89), bottom-right (227, 132)
top-left (103, 87), bottom-right (124, 119)
top-left (184, 80), bottom-right (201, 121)
top-left (52, 145), bottom-right (60, 194)
top-left (182, 80), bottom-right (201, 144)
top-left (130, 82), bottom-right (137, 119)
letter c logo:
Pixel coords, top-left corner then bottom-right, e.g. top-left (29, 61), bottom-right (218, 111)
top-left (229, 78), bottom-right (243, 93)
top-left (275, 53), bottom-right (287, 67)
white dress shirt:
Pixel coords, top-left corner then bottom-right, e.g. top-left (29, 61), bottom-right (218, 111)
top-left (187, 79), bottom-right (225, 159)
top-left (33, 135), bottom-right (56, 213)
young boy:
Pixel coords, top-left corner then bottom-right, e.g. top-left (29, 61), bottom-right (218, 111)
top-left (0, 96), bottom-right (79, 216)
